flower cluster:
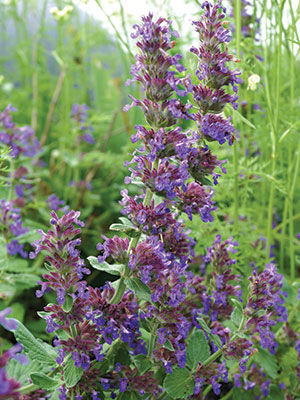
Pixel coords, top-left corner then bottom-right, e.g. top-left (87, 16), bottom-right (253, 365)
top-left (244, 263), bottom-right (287, 354)
top-left (189, 1), bottom-right (242, 145)
top-left (124, 13), bottom-right (191, 126)
top-left (201, 235), bottom-right (241, 321)
top-left (0, 199), bottom-right (28, 257)
top-left (30, 210), bottom-right (90, 305)
top-left (71, 103), bottom-right (95, 145)
top-left (0, 105), bottom-right (41, 158)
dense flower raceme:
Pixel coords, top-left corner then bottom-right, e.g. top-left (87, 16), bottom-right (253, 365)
top-left (244, 263), bottom-right (288, 354)
top-left (70, 103), bottom-right (95, 145)
top-left (124, 13), bottom-right (192, 127)
top-left (189, 1), bottom-right (242, 145)
top-left (0, 104), bottom-right (41, 158)
top-left (0, 309), bottom-right (28, 400)
top-left (0, 199), bottom-right (29, 258)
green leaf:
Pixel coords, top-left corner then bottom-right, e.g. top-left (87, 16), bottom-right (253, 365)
top-left (10, 321), bottom-right (57, 365)
top-left (64, 356), bottom-right (84, 388)
top-left (30, 372), bottom-right (61, 390)
top-left (164, 339), bottom-right (174, 351)
top-left (87, 256), bottom-right (122, 276)
top-left (278, 121), bottom-right (300, 143)
top-left (231, 108), bottom-right (256, 129)
top-left (196, 317), bottom-right (222, 348)
top-left (114, 346), bottom-right (131, 365)
top-left (6, 358), bottom-right (43, 386)
top-left (230, 307), bottom-right (243, 328)
top-left (119, 393), bottom-right (132, 400)
top-left (62, 295), bottom-right (74, 313)
top-left (231, 298), bottom-right (243, 311)
top-left (109, 223), bottom-right (138, 236)
top-left (196, 317), bottom-right (210, 332)
top-left (48, 391), bottom-right (60, 400)
top-left (133, 354), bottom-right (152, 374)
top-left (253, 347), bottom-right (278, 379)
top-left (124, 277), bottom-right (151, 302)
top-left (266, 384), bottom-right (285, 400)
top-left (232, 387), bottom-right (254, 400)
top-left (210, 334), bottom-right (222, 349)
top-left (199, 176), bottom-right (213, 186)
top-left (163, 367), bottom-right (194, 398)
top-left (4, 258), bottom-right (29, 272)
top-left (9, 273), bottom-right (40, 290)
top-left (17, 230), bottom-right (41, 244)
top-left (118, 217), bottom-right (135, 228)
top-left (186, 330), bottom-right (210, 370)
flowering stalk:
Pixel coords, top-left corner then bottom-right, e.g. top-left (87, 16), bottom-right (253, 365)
top-left (9, 2), bottom-right (292, 399)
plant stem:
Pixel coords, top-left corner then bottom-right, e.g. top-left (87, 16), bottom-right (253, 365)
top-left (219, 388), bottom-right (234, 400)
top-left (148, 322), bottom-right (158, 357)
top-left (232, 0), bottom-right (241, 231)
top-left (110, 160), bottom-right (158, 304)
top-left (289, 142), bottom-right (300, 280)
top-left (8, 159), bottom-right (15, 202)
top-left (203, 384), bottom-right (212, 397)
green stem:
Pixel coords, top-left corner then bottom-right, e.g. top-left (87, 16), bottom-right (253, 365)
top-left (232, 0), bottom-right (241, 231)
top-left (219, 388), bottom-right (234, 400)
top-left (110, 161), bottom-right (158, 304)
top-left (148, 322), bottom-right (158, 357)
top-left (289, 142), bottom-right (300, 280)
top-left (94, 0), bottom-right (134, 59)
top-left (8, 159), bottom-right (15, 202)
top-left (203, 384), bottom-right (212, 397)
top-left (264, 4), bottom-right (277, 260)
top-left (202, 348), bottom-right (223, 367)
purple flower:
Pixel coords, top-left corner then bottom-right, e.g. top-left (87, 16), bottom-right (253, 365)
top-left (6, 239), bottom-right (28, 258)
top-left (0, 308), bottom-right (18, 330)
top-left (124, 13), bottom-right (188, 128)
top-left (0, 105), bottom-right (41, 158)
top-left (244, 263), bottom-right (287, 353)
top-left (47, 193), bottom-right (67, 212)
top-left (200, 113), bottom-right (235, 145)
top-left (261, 379), bottom-right (271, 397)
top-left (82, 132), bottom-right (95, 144)
top-left (30, 210), bottom-right (90, 304)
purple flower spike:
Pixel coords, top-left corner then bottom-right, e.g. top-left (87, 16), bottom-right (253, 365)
top-left (124, 13), bottom-right (189, 128)
top-left (0, 104), bottom-right (41, 158)
top-left (190, 2), bottom-right (242, 142)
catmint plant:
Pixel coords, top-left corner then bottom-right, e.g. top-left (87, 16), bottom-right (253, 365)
top-left (3, 2), bottom-right (297, 400)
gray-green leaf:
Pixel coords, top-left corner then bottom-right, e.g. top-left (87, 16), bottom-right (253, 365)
top-left (124, 277), bottom-right (151, 302)
top-left (231, 306), bottom-right (243, 328)
top-left (87, 256), bottom-right (123, 276)
top-left (30, 372), bottom-right (61, 390)
top-left (64, 356), bottom-right (84, 388)
top-left (163, 367), bottom-right (194, 398)
top-left (186, 330), bottom-right (210, 370)
top-left (10, 321), bottom-right (57, 365)
top-left (253, 347), bottom-right (278, 379)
